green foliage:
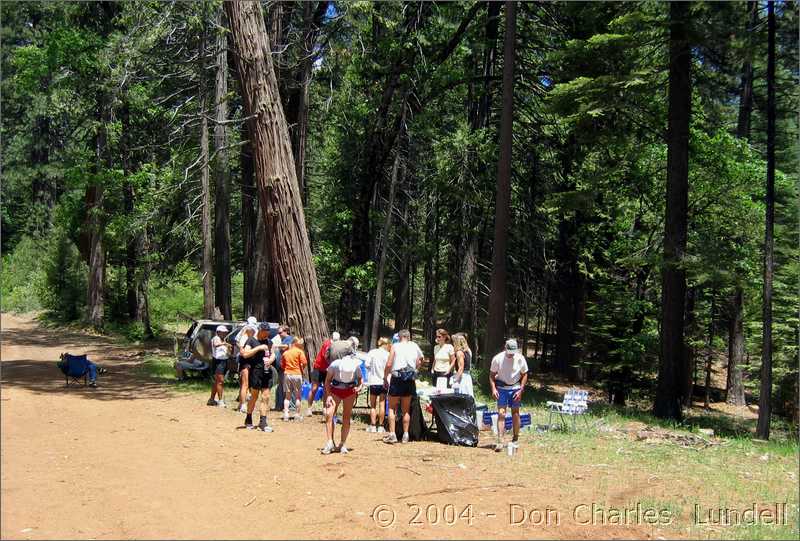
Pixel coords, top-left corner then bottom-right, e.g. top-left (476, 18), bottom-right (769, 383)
top-left (41, 227), bottom-right (87, 320)
top-left (1, 236), bottom-right (48, 313)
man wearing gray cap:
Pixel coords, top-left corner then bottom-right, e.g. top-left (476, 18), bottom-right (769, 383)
top-left (489, 339), bottom-right (529, 452)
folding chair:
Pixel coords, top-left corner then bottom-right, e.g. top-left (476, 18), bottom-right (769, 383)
top-left (546, 388), bottom-right (590, 431)
top-left (59, 354), bottom-right (90, 387)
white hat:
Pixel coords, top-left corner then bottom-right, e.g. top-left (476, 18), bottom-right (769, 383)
top-left (331, 331), bottom-right (341, 341)
top-left (216, 325), bottom-right (229, 333)
top-left (349, 336), bottom-right (359, 349)
top-left (504, 339), bottom-right (519, 352)
top-left (243, 324), bottom-right (257, 334)
top-left (247, 316), bottom-right (257, 325)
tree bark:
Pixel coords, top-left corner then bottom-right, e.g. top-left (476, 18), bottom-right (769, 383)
top-left (199, 13), bottom-right (214, 319)
top-left (704, 290), bottom-right (716, 410)
top-left (422, 194), bottom-right (438, 347)
top-left (137, 227), bottom-right (154, 339)
top-left (727, 287), bottom-right (746, 405)
top-left (736, 1), bottom-right (758, 141)
top-left (225, 0), bottom-right (329, 359)
top-left (756, 1), bottom-right (775, 440)
top-left (726, 0), bottom-right (758, 408)
top-left (683, 286), bottom-right (697, 406)
top-left (654, 1), bottom-right (691, 421)
top-left (86, 100), bottom-right (108, 330)
top-left (240, 120), bottom-right (256, 315)
top-left (214, 7), bottom-right (232, 320)
top-left (120, 103), bottom-right (138, 321)
top-left (485, 0), bottom-right (516, 359)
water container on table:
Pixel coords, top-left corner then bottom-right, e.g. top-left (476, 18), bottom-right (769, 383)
top-left (301, 381), bottom-right (312, 400)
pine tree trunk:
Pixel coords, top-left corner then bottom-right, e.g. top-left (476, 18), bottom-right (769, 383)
top-left (727, 287), bottom-right (746, 405)
top-left (371, 117), bottom-right (405, 347)
top-left (756, 1), bottom-right (775, 440)
top-left (736, 1), bottom-right (758, 140)
top-left (214, 8), bottom-right (232, 320)
top-left (86, 101), bottom-right (108, 330)
top-left (225, 0), bottom-right (329, 359)
top-left (137, 227), bottom-right (154, 339)
top-left (422, 193), bottom-right (438, 347)
top-left (485, 0), bottom-right (516, 360)
top-left (241, 120), bottom-right (256, 315)
top-left (683, 286), bottom-right (697, 406)
top-left (704, 291), bottom-right (716, 410)
top-left (120, 103), bottom-right (138, 321)
top-left (199, 15), bottom-right (215, 319)
top-left (654, 1), bottom-right (691, 421)
top-left (727, 0), bottom-right (758, 408)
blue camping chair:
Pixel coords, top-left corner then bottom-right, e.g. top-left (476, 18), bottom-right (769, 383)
top-left (58, 353), bottom-right (92, 387)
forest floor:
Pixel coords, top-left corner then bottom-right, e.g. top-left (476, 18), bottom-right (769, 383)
top-left (1, 313), bottom-right (797, 540)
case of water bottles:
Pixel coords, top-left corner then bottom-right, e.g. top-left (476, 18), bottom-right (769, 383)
top-left (481, 411), bottom-right (532, 433)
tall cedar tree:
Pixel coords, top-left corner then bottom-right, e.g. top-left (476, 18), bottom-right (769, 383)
top-left (224, 0), bottom-right (329, 359)
top-left (654, 1), bottom-right (691, 420)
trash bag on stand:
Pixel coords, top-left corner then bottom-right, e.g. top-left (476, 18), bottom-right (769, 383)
top-left (430, 394), bottom-right (479, 447)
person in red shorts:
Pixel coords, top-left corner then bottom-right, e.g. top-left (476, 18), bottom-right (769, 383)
top-left (306, 331), bottom-right (340, 417)
top-left (321, 346), bottom-right (362, 455)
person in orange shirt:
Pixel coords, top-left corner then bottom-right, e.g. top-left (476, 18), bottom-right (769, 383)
top-left (281, 337), bottom-right (308, 421)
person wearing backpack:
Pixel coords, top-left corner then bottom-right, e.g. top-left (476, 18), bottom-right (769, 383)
top-left (382, 329), bottom-right (424, 444)
top-left (321, 347), bottom-right (363, 455)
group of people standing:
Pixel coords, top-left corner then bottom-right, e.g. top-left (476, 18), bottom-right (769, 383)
top-left (203, 318), bottom-right (529, 454)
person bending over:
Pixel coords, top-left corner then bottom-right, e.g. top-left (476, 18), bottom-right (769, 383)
top-left (307, 331), bottom-right (340, 416)
top-left (489, 339), bottom-right (528, 452)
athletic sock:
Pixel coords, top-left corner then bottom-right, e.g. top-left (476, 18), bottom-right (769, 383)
top-left (245, 414), bottom-right (253, 425)
top-left (259, 416), bottom-right (268, 428)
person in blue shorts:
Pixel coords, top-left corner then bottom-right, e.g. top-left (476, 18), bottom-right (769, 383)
top-left (489, 339), bottom-right (528, 452)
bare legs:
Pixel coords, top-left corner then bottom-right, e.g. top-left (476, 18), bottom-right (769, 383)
top-left (369, 392), bottom-right (385, 428)
top-left (238, 367), bottom-right (249, 407)
top-left (324, 393), bottom-right (357, 450)
top-left (387, 395), bottom-right (411, 436)
top-left (209, 373), bottom-right (224, 402)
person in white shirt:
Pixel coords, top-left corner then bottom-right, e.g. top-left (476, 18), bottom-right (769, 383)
top-left (322, 349), bottom-right (363, 454)
top-left (489, 339), bottom-right (529, 452)
top-left (236, 322), bottom-right (256, 412)
top-left (451, 333), bottom-right (474, 397)
top-left (382, 329), bottom-right (424, 444)
top-left (431, 328), bottom-right (456, 387)
top-left (207, 325), bottom-right (231, 407)
top-left (365, 337), bottom-right (391, 432)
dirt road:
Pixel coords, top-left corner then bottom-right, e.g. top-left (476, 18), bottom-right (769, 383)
top-left (1, 313), bottom-right (667, 539)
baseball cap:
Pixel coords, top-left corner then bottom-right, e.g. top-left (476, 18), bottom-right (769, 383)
top-left (258, 322), bottom-right (270, 332)
top-left (332, 331), bottom-right (341, 341)
top-left (504, 339), bottom-right (518, 352)
top-left (349, 336), bottom-right (359, 349)
top-left (243, 324), bottom-right (257, 334)
top-left (247, 316), bottom-right (257, 325)
top-left (215, 325), bottom-right (229, 333)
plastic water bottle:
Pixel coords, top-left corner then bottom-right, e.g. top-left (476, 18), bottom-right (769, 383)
top-left (507, 442), bottom-right (515, 457)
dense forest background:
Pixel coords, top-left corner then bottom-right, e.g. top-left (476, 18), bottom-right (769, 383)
top-left (1, 1), bottom-right (798, 432)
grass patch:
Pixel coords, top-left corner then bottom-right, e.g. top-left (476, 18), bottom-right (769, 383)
top-left (136, 354), bottom-right (240, 394)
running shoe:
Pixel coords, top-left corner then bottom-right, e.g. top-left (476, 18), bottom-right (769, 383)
top-left (217, 400), bottom-right (226, 408)
top-left (89, 381), bottom-right (97, 388)
top-left (338, 445), bottom-right (349, 455)
top-left (401, 432), bottom-right (410, 444)
top-left (282, 413), bottom-right (290, 422)
top-left (377, 426), bottom-right (386, 433)
top-left (321, 441), bottom-right (336, 455)
top-left (494, 442), bottom-right (504, 452)
top-left (382, 433), bottom-right (398, 444)
top-left (366, 425), bottom-right (376, 433)
top-left (207, 398), bottom-right (217, 406)
top-left (305, 408), bottom-right (313, 417)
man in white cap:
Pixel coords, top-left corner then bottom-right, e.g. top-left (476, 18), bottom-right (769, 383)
top-left (489, 339), bottom-right (528, 452)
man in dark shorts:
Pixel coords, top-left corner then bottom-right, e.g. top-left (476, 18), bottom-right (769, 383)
top-left (240, 323), bottom-right (275, 432)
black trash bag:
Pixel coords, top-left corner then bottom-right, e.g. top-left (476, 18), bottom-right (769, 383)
top-left (394, 393), bottom-right (428, 442)
top-left (430, 394), bottom-right (479, 447)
